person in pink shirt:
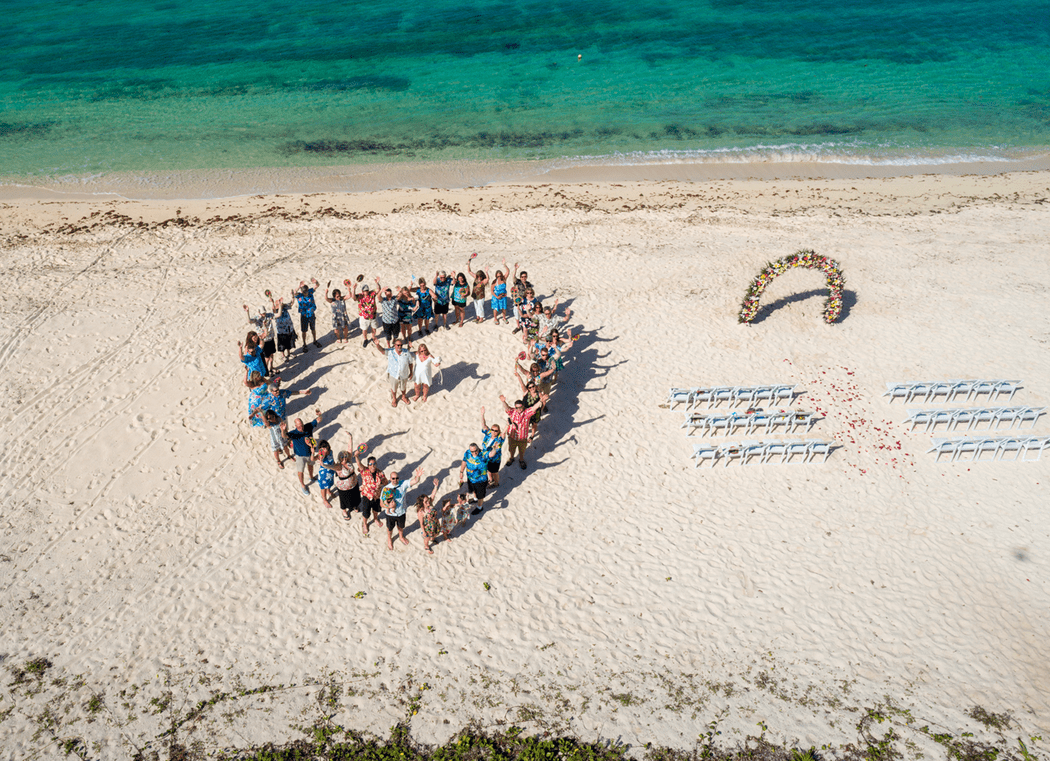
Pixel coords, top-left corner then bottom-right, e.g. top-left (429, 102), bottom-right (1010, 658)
top-left (499, 392), bottom-right (548, 470)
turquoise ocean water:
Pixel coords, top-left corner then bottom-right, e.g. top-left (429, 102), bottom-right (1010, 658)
top-left (2, 0), bottom-right (1050, 191)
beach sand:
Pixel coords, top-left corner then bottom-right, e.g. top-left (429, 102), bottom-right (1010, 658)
top-left (0, 171), bottom-right (1048, 759)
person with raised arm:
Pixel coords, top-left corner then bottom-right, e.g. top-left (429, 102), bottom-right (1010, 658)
top-left (333, 434), bottom-right (361, 523)
top-left (413, 277), bottom-right (436, 336)
top-left (352, 276), bottom-right (381, 348)
top-left (377, 285), bottom-right (400, 348)
top-left (273, 298), bottom-right (296, 363)
top-left (311, 438), bottom-right (337, 510)
top-left (490, 260), bottom-right (511, 325)
top-left (510, 264), bottom-right (533, 330)
top-left (324, 280), bottom-right (352, 345)
top-left (467, 260), bottom-right (489, 323)
top-left (432, 270), bottom-right (452, 330)
top-left (281, 407), bottom-right (322, 495)
top-left (480, 406), bottom-right (505, 488)
top-left (513, 364), bottom-right (545, 441)
top-left (414, 477), bottom-right (448, 554)
top-left (293, 278), bottom-right (322, 352)
top-left (396, 286), bottom-right (417, 342)
top-left (355, 451), bottom-right (388, 535)
top-left (451, 272), bottom-right (470, 328)
top-left (238, 331), bottom-right (268, 379)
top-left (379, 466), bottom-right (424, 550)
top-left (458, 442), bottom-right (490, 515)
top-left (244, 303), bottom-right (277, 374)
top-left (500, 392), bottom-right (548, 470)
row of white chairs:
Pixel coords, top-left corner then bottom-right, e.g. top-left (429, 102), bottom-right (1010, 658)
top-left (692, 439), bottom-right (832, 468)
top-left (927, 436), bottom-right (1049, 463)
top-left (885, 379), bottom-right (1021, 404)
top-left (906, 406), bottom-right (1044, 432)
top-left (683, 409), bottom-right (816, 437)
top-left (668, 384), bottom-right (797, 409)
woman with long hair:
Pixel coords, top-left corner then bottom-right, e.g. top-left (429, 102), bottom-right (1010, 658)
top-left (324, 281), bottom-right (352, 344)
top-left (312, 439), bottom-right (336, 510)
top-left (239, 331), bottom-right (267, 378)
top-left (451, 272), bottom-right (470, 328)
top-left (333, 443), bottom-right (361, 523)
top-left (411, 343), bottom-right (442, 403)
top-left (414, 277), bottom-right (435, 336)
top-left (467, 261), bottom-right (489, 323)
top-left (490, 262), bottom-right (510, 325)
top-left (415, 478), bottom-right (447, 554)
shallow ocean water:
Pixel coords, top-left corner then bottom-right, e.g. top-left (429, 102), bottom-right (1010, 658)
top-left (3, 0), bottom-right (1050, 185)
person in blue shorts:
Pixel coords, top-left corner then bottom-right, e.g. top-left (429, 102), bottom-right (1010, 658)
top-left (293, 278), bottom-right (321, 352)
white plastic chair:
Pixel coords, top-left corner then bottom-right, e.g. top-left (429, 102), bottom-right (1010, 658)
top-left (884, 383), bottom-right (910, 402)
top-left (950, 439), bottom-right (978, 462)
top-left (928, 438), bottom-right (954, 462)
top-left (1017, 407), bottom-right (1045, 430)
top-left (760, 440), bottom-right (787, 464)
top-left (783, 439), bottom-right (810, 463)
top-left (705, 415), bottom-right (731, 437)
top-left (994, 380), bottom-right (1022, 402)
top-left (692, 443), bottom-right (718, 468)
top-left (772, 385), bottom-right (796, 405)
top-left (710, 387), bottom-right (736, 407)
top-left (668, 388), bottom-right (696, 408)
top-left (1021, 437), bottom-right (1048, 462)
top-left (807, 440), bottom-right (831, 463)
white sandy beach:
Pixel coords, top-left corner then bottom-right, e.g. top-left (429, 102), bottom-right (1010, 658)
top-left (0, 171), bottom-right (1048, 759)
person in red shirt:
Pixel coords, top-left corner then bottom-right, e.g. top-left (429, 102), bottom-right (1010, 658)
top-left (499, 392), bottom-right (548, 470)
top-left (354, 451), bottom-right (389, 535)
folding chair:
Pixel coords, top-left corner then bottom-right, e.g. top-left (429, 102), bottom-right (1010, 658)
top-left (973, 438), bottom-right (1001, 462)
top-left (710, 386), bottom-right (736, 407)
top-left (783, 439), bottom-right (810, 463)
top-left (906, 383), bottom-right (934, 404)
top-left (928, 438), bottom-right (954, 462)
top-left (668, 388), bottom-right (696, 408)
top-left (705, 415), bottom-right (732, 437)
top-left (994, 380), bottom-right (1022, 402)
top-left (1021, 437), bottom-right (1048, 462)
top-left (950, 439), bottom-right (978, 462)
top-left (997, 438), bottom-right (1024, 462)
top-left (1017, 407), bottom-right (1045, 430)
top-left (772, 385), bottom-right (796, 406)
top-left (807, 440), bottom-right (831, 463)
top-left (760, 440), bottom-right (787, 464)
top-left (884, 383), bottom-right (910, 402)
top-left (965, 408), bottom-right (998, 431)
top-left (692, 443), bottom-right (718, 468)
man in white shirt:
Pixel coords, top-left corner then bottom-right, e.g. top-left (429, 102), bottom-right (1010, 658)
top-left (374, 338), bottom-right (415, 407)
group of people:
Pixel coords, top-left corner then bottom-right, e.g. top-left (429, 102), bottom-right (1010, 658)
top-left (238, 262), bottom-right (575, 553)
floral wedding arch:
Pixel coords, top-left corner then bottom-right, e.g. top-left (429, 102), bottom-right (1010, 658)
top-left (738, 249), bottom-right (845, 325)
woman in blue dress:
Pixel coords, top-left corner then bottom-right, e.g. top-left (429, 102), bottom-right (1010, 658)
top-left (312, 438), bottom-right (336, 510)
top-left (245, 371), bottom-right (270, 428)
top-left (414, 278), bottom-right (435, 336)
top-left (397, 287), bottom-right (416, 342)
top-left (490, 261), bottom-right (510, 325)
top-left (239, 331), bottom-right (268, 378)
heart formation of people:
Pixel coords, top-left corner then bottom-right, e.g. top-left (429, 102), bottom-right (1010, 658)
top-left (240, 262), bottom-right (573, 553)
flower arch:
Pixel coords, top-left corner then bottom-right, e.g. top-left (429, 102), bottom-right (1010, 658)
top-left (738, 249), bottom-right (845, 325)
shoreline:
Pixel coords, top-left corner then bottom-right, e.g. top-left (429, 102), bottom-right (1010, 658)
top-left (3, 151), bottom-right (1050, 202)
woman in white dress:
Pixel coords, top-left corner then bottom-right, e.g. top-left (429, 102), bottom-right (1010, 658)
top-left (411, 343), bottom-right (442, 403)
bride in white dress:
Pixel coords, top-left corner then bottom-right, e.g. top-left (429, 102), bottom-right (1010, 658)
top-left (411, 344), bottom-right (442, 403)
